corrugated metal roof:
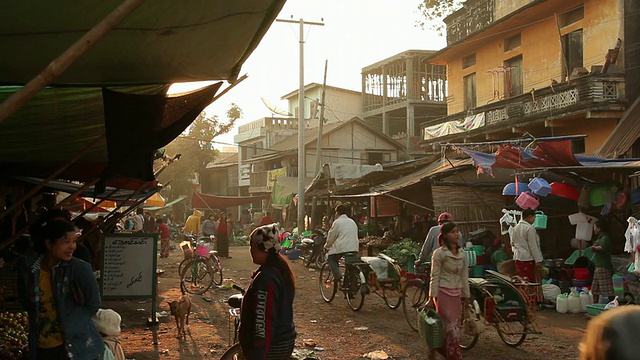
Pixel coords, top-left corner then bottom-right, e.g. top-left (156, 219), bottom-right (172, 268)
top-left (597, 95), bottom-right (640, 158)
top-left (205, 152), bottom-right (238, 169)
top-left (370, 158), bottom-right (473, 194)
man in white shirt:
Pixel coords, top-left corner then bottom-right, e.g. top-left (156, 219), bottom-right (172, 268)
top-left (132, 208), bottom-right (145, 233)
top-left (324, 204), bottom-right (359, 281)
top-left (511, 208), bottom-right (543, 282)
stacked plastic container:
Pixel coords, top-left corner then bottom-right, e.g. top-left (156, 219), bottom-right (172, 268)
top-left (612, 274), bottom-right (625, 300)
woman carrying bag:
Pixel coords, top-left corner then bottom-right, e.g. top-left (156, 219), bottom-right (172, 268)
top-left (426, 222), bottom-right (470, 360)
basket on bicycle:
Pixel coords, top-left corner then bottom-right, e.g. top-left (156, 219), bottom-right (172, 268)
top-left (180, 241), bottom-right (194, 260)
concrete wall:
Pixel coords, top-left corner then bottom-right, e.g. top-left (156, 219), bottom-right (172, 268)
top-left (444, 0), bottom-right (624, 114)
top-left (286, 86), bottom-right (362, 123)
top-left (494, 0), bottom-right (535, 20)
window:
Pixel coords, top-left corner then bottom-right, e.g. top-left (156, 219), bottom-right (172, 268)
top-left (572, 138), bottom-right (585, 154)
top-left (505, 55), bottom-right (523, 97)
top-left (362, 152), bottom-right (390, 165)
top-left (559, 7), bottom-right (584, 27)
top-left (462, 54), bottom-right (476, 69)
top-left (504, 34), bottom-right (521, 52)
top-left (463, 73), bottom-right (476, 110)
top-left (562, 29), bottom-right (583, 79)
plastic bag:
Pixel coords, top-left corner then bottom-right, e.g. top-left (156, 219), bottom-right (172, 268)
top-left (542, 284), bottom-right (561, 303)
top-left (604, 296), bottom-right (619, 310)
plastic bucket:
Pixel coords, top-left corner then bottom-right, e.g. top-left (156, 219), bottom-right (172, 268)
top-left (550, 182), bottom-right (580, 201)
top-left (516, 191), bottom-right (539, 210)
top-left (502, 182), bottom-right (530, 196)
top-left (529, 177), bottom-right (552, 197)
top-left (533, 211), bottom-right (548, 230)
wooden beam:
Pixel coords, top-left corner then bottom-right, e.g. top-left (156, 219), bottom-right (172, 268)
top-left (0, 0), bottom-right (147, 123)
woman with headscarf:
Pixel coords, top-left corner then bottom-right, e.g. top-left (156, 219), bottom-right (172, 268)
top-left (239, 224), bottom-right (296, 359)
top-left (425, 221), bottom-right (469, 360)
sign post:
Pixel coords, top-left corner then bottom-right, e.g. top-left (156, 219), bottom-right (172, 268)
top-left (101, 233), bottom-right (159, 325)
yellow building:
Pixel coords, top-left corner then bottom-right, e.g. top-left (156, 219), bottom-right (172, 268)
top-left (420, 0), bottom-right (640, 156)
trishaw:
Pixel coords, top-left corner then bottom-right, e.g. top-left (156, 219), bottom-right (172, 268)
top-left (319, 253), bottom-right (404, 311)
top-left (461, 270), bottom-right (541, 348)
top-left (403, 267), bottom-right (541, 348)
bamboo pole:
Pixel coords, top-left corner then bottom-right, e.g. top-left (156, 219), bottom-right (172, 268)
top-left (0, 0), bottom-right (148, 123)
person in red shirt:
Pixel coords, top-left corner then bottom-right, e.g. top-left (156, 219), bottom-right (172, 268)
top-left (260, 211), bottom-right (275, 226)
top-left (157, 218), bottom-right (171, 258)
top-left (216, 212), bottom-right (230, 258)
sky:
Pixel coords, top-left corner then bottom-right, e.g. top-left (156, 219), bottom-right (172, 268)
top-left (170, 0), bottom-right (447, 150)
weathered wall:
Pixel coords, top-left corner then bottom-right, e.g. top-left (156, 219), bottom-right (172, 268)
top-left (552, 118), bottom-right (618, 155)
top-left (304, 122), bottom-right (399, 177)
top-left (445, 0), bottom-right (624, 115)
top-left (494, 0), bottom-right (536, 20)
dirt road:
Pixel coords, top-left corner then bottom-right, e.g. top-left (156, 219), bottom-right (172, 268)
top-left (105, 246), bottom-right (588, 359)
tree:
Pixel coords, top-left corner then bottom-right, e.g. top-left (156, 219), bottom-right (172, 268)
top-left (416, 0), bottom-right (464, 35)
top-left (158, 104), bottom-right (242, 202)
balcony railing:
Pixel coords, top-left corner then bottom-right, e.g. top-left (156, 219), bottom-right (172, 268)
top-left (249, 167), bottom-right (298, 194)
top-left (421, 73), bottom-right (625, 142)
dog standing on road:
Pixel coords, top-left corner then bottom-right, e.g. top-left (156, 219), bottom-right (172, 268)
top-left (168, 288), bottom-right (192, 339)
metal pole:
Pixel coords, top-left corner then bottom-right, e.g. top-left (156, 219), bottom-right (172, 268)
top-left (310, 60), bottom-right (328, 229)
top-left (298, 18), bottom-right (306, 232)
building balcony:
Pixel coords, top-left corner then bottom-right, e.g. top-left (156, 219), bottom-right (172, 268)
top-left (248, 166), bottom-right (298, 194)
top-left (420, 73), bottom-right (626, 145)
top-left (234, 117), bottom-right (298, 143)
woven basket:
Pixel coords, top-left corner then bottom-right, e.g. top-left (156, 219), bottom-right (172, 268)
top-left (418, 308), bottom-right (444, 349)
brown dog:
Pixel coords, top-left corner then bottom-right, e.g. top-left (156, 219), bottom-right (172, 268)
top-left (168, 288), bottom-right (191, 339)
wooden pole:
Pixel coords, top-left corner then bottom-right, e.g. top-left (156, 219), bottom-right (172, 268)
top-left (310, 60), bottom-right (328, 229)
top-left (0, 0), bottom-right (148, 123)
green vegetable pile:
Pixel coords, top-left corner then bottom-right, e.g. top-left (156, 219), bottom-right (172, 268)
top-left (381, 238), bottom-right (421, 270)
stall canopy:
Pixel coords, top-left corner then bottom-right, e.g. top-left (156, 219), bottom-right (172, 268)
top-left (452, 136), bottom-right (640, 174)
top-left (192, 192), bottom-right (269, 210)
top-left (0, 0), bottom-right (287, 85)
top-left (144, 196), bottom-right (186, 211)
top-left (0, 83), bottom-right (221, 188)
top-left (15, 176), bottom-right (160, 201)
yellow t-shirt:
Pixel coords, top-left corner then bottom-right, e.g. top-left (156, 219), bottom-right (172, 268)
top-left (37, 269), bottom-right (64, 348)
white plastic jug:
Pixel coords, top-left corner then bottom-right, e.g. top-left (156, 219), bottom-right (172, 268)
top-left (579, 291), bottom-right (590, 312)
top-left (556, 294), bottom-right (569, 314)
top-left (568, 289), bottom-right (581, 314)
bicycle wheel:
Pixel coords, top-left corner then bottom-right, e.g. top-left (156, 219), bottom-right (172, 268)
top-left (382, 279), bottom-right (403, 309)
top-left (178, 258), bottom-right (190, 277)
top-left (496, 320), bottom-right (527, 347)
top-left (402, 279), bottom-right (427, 332)
top-left (459, 297), bottom-right (480, 350)
top-left (319, 262), bottom-right (338, 303)
top-left (180, 258), bottom-right (214, 295)
top-left (315, 250), bottom-right (327, 269)
top-left (210, 256), bottom-right (224, 286)
top-left (345, 267), bottom-right (365, 311)
top-left (220, 343), bottom-right (244, 360)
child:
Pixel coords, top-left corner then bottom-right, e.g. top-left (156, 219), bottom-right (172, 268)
top-left (92, 309), bottom-right (126, 360)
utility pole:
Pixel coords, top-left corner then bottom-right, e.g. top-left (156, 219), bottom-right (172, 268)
top-left (276, 17), bottom-right (324, 233)
top-left (311, 60), bottom-right (328, 229)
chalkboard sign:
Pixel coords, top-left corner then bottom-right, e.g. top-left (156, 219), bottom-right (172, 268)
top-left (101, 233), bottom-right (158, 299)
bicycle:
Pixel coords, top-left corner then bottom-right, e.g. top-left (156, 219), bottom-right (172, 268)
top-left (220, 284), bottom-right (245, 360)
top-left (402, 261), bottom-right (430, 332)
top-left (179, 234), bottom-right (223, 295)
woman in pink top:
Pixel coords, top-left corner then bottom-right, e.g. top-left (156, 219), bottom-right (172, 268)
top-left (426, 222), bottom-right (470, 360)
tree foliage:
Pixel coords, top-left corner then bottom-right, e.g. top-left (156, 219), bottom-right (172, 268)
top-left (158, 103), bottom-right (242, 201)
top-left (416, 0), bottom-right (464, 35)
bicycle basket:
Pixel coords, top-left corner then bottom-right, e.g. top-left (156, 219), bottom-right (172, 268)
top-left (195, 245), bottom-right (211, 258)
top-left (418, 308), bottom-right (444, 349)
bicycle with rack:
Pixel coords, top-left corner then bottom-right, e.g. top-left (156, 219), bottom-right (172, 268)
top-left (178, 233), bottom-right (223, 295)
top-left (319, 252), bottom-right (403, 311)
